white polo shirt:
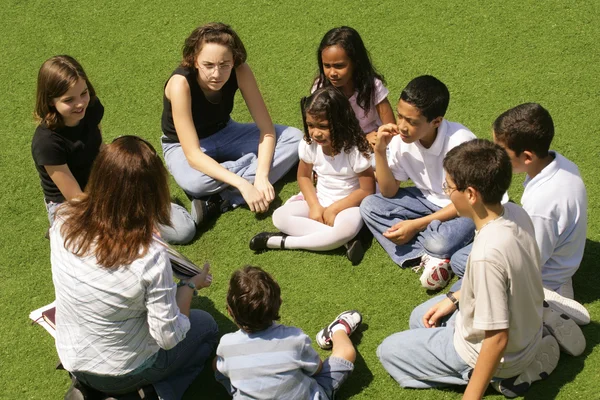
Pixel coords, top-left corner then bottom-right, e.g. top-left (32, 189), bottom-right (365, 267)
top-left (521, 151), bottom-right (588, 290)
top-left (387, 119), bottom-right (476, 207)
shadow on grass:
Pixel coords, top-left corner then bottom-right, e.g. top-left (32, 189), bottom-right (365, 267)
top-left (337, 323), bottom-right (374, 399)
top-left (185, 296), bottom-right (238, 400)
top-left (573, 239), bottom-right (600, 305)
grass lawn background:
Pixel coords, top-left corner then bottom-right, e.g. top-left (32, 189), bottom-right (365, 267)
top-left (1, 0), bottom-right (599, 398)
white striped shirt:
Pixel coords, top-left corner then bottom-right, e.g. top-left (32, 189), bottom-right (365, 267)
top-left (50, 218), bottom-right (190, 376)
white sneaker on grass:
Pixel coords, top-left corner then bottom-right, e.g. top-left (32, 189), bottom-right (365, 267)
top-left (542, 300), bottom-right (586, 356)
top-left (315, 310), bottom-right (362, 350)
top-left (543, 287), bottom-right (590, 325)
top-left (412, 254), bottom-right (453, 290)
top-left (491, 335), bottom-right (559, 398)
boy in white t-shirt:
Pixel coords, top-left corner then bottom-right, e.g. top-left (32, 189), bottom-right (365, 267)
top-left (378, 139), bottom-right (560, 398)
top-left (360, 75), bottom-right (476, 289)
top-left (450, 103), bottom-right (589, 324)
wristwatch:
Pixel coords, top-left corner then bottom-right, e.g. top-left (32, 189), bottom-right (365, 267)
top-left (177, 280), bottom-right (198, 296)
top-left (446, 291), bottom-right (459, 308)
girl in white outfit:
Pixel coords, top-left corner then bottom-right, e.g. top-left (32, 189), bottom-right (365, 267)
top-left (250, 86), bottom-right (375, 264)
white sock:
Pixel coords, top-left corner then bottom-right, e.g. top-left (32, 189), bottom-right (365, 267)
top-left (331, 322), bottom-right (349, 335)
top-left (266, 236), bottom-right (285, 249)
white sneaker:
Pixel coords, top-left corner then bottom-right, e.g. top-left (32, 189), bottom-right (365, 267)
top-left (491, 335), bottom-right (560, 398)
top-left (415, 254), bottom-right (453, 290)
top-left (315, 310), bottom-right (362, 350)
top-left (543, 287), bottom-right (590, 325)
top-left (542, 300), bottom-right (586, 356)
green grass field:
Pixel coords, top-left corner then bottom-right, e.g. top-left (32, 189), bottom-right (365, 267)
top-left (1, 1), bottom-right (599, 398)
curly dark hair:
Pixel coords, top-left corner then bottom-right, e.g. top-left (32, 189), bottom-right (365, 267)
top-left (226, 266), bottom-right (281, 333)
top-left (301, 86), bottom-right (371, 159)
top-left (315, 26), bottom-right (385, 116)
top-left (180, 22), bottom-right (247, 69)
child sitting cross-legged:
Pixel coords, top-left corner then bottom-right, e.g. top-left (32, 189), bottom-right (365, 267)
top-left (215, 266), bottom-right (362, 399)
top-left (249, 86), bottom-right (375, 265)
top-left (378, 139), bottom-right (566, 398)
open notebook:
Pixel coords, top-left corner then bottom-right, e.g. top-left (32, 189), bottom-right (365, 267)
top-left (31, 238), bottom-right (202, 337)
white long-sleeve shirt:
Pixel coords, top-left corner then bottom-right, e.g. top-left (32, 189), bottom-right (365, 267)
top-left (50, 218), bottom-right (190, 376)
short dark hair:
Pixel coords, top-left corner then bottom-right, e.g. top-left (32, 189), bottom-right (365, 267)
top-left (181, 22), bottom-right (247, 69)
top-left (400, 75), bottom-right (450, 122)
top-left (443, 139), bottom-right (512, 204)
top-left (493, 103), bottom-right (554, 158)
top-left (227, 266), bottom-right (281, 333)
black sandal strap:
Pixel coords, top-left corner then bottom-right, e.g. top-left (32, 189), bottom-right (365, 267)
top-left (280, 235), bottom-right (287, 249)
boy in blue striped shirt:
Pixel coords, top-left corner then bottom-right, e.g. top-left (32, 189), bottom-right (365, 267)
top-left (215, 266), bottom-right (362, 399)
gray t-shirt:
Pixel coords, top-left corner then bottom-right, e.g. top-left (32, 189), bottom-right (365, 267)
top-left (453, 202), bottom-right (544, 378)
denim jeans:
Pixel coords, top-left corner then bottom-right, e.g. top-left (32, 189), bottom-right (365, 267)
top-left (162, 120), bottom-right (303, 207)
top-left (45, 200), bottom-right (196, 245)
top-left (359, 187), bottom-right (475, 267)
top-left (377, 295), bottom-right (472, 389)
top-left (74, 310), bottom-right (219, 400)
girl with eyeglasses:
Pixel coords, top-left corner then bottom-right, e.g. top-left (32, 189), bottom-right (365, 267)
top-left (161, 23), bottom-right (303, 223)
top-left (32, 55), bottom-right (196, 244)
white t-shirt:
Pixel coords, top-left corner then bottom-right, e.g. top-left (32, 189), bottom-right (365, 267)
top-left (521, 151), bottom-right (588, 291)
top-left (299, 140), bottom-right (371, 207)
top-left (311, 78), bottom-right (389, 134)
top-left (387, 119), bottom-right (476, 208)
top-left (453, 202), bottom-right (544, 378)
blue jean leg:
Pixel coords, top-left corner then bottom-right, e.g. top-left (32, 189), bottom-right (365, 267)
top-left (450, 243), bottom-right (472, 279)
top-left (359, 187), bottom-right (475, 267)
top-left (313, 356), bottom-right (354, 399)
top-left (163, 121), bottom-right (302, 207)
top-left (156, 203), bottom-right (196, 245)
top-left (378, 295), bottom-right (471, 389)
top-left (75, 310), bottom-right (219, 400)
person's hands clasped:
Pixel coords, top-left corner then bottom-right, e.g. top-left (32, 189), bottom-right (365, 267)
top-left (423, 297), bottom-right (457, 328)
top-left (309, 204), bottom-right (326, 223)
top-left (322, 206), bottom-right (339, 227)
top-left (382, 219), bottom-right (421, 245)
top-left (190, 263), bottom-right (213, 289)
top-left (240, 181), bottom-right (270, 213)
top-left (254, 175), bottom-right (275, 204)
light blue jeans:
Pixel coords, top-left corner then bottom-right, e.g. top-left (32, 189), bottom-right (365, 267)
top-left (359, 187), bottom-right (476, 267)
top-left (377, 295), bottom-right (472, 388)
top-left (45, 200), bottom-right (196, 245)
top-left (74, 310), bottom-right (219, 400)
top-left (162, 120), bottom-right (303, 207)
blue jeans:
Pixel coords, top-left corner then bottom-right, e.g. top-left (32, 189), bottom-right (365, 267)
top-left (45, 200), bottom-right (196, 245)
top-left (359, 187), bottom-right (475, 267)
top-left (74, 310), bottom-right (219, 400)
top-left (377, 295), bottom-right (472, 389)
top-left (162, 120), bottom-right (303, 207)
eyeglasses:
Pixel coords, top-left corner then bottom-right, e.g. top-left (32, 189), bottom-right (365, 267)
top-left (198, 63), bottom-right (234, 75)
top-left (442, 181), bottom-right (458, 196)
top-left (111, 135), bottom-right (157, 155)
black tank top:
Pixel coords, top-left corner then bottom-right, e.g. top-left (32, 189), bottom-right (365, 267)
top-left (161, 67), bottom-right (238, 142)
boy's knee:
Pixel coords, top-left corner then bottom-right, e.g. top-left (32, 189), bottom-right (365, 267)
top-left (359, 194), bottom-right (379, 218)
top-left (276, 125), bottom-right (303, 144)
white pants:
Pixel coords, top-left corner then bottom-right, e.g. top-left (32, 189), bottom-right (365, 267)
top-left (272, 200), bottom-right (363, 251)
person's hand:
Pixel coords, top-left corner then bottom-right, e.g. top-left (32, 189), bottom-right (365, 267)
top-left (382, 219), bottom-right (421, 245)
top-left (374, 124), bottom-right (399, 153)
top-left (239, 181), bottom-right (269, 213)
top-left (423, 297), bottom-right (457, 328)
top-left (322, 206), bottom-right (339, 227)
top-left (253, 175), bottom-right (275, 205)
top-left (191, 263), bottom-right (213, 289)
top-left (366, 131), bottom-right (378, 149)
top-left (309, 204), bottom-right (326, 223)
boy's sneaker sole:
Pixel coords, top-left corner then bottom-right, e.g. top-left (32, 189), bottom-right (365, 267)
top-left (491, 335), bottom-right (560, 398)
top-left (543, 287), bottom-right (590, 325)
top-left (542, 301), bottom-right (586, 356)
top-left (315, 310), bottom-right (362, 350)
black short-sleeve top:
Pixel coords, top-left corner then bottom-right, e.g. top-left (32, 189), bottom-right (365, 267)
top-left (161, 67), bottom-right (238, 143)
top-left (31, 97), bottom-right (104, 203)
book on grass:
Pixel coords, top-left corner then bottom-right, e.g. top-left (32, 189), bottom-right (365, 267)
top-left (29, 301), bottom-right (57, 338)
top-left (153, 235), bottom-right (202, 279)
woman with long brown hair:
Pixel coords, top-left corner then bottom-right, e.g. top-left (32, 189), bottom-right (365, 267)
top-left (50, 136), bottom-right (218, 399)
